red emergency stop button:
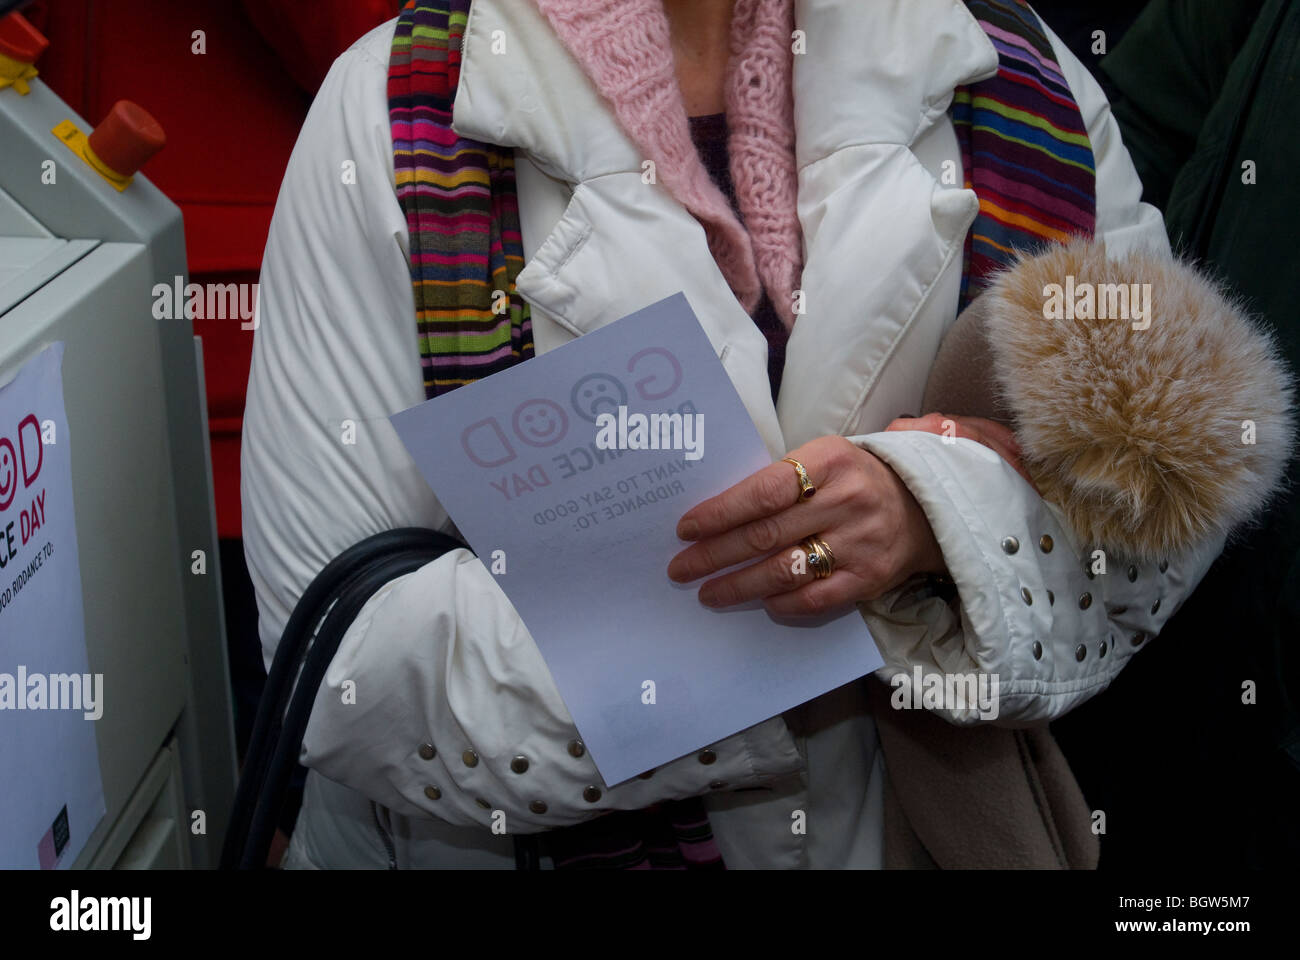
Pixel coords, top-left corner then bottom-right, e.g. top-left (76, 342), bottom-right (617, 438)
top-left (87, 100), bottom-right (166, 178)
top-left (0, 12), bottom-right (47, 94)
top-left (0, 12), bottom-right (48, 64)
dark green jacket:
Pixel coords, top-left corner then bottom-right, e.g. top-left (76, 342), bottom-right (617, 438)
top-left (1052, 0), bottom-right (1300, 867)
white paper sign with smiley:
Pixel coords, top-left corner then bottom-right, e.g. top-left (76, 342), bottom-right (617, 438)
top-left (0, 342), bottom-right (105, 869)
top-left (391, 294), bottom-right (881, 785)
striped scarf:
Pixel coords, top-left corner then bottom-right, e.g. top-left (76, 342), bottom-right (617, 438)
top-left (388, 0), bottom-right (722, 870)
top-left (389, 0), bottom-right (533, 400)
top-left (954, 0), bottom-right (1097, 309)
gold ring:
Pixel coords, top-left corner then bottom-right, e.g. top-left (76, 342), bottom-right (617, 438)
top-left (799, 535), bottom-right (836, 579)
top-left (811, 535), bottom-right (835, 572)
top-left (782, 457), bottom-right (816, 501)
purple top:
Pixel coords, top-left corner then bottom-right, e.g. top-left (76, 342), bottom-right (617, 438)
top-left (688, 112), bottom-right (789, 402)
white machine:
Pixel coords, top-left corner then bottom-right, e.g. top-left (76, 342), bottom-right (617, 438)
top-left (0, 13), bottom-right (235, 868)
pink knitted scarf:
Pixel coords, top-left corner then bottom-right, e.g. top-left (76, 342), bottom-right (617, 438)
top-left (533, 0), bottom-right (803, 329)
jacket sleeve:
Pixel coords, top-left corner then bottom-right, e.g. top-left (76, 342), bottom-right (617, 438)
top-left (240, 34), bottom-right (801, 830)
top-left (846, 19), bottom-right (1292, 725)
top-left (851, 429), bottom-right (1224, 725)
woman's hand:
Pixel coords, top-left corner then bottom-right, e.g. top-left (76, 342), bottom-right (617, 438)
top-left (666, 434), bottom-right (946, 617)
top-left (666, 415), bottom-right (1033, 617)
top-left (884, 413), bottom-right (1037, 491)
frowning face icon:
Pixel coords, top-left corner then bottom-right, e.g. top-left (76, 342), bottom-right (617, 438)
top-left (512, 398), bottom-right (569, 447)
top-left (570, 373), bottom-right (628, 423)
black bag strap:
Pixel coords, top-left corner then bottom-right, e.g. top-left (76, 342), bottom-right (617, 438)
top-left (220, 528), bottom-right (469, 869)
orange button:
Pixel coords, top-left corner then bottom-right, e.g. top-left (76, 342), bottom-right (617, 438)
top-left (87, 101), bottom-right (166, 178)
top-left (0, 13), bottom-right (48, 64)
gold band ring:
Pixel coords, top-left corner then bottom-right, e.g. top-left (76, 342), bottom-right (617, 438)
top-left (799, 535), bottom-right (836, 579)
top-left (782, 457), bottom-right (816, 501)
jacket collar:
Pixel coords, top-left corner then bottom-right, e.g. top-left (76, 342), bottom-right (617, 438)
top-left (451, 0), bottom-right (999, 451)
top-left (528, 0), bottom-right (764, 316)
top-left (452, 0), bottom-right (997, 172)
top-left (794, 0), bottom-right (998, 160)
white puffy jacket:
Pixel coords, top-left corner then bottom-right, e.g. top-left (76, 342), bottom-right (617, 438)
top-left (242, 0), bottom-right (1224, 869)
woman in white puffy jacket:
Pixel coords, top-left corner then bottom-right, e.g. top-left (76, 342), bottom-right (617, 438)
top-left (240, 0), bottom-right (1292, 868)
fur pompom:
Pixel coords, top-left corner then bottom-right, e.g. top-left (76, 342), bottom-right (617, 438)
top-left (982, 239), bottom-right (1294, 561)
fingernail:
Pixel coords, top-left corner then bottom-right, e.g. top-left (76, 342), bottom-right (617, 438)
top-left (699, 586), bottom-right (718, 606)
top-left (667, 557), bottom-right (688, 582)
top-left (678, 518), bottom-right (699, 540)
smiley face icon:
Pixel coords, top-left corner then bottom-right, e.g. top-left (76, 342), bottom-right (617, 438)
top-left (570, 373), bottom-right (628, 423)
top-left (512, 398), bottom-right (569, 448)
